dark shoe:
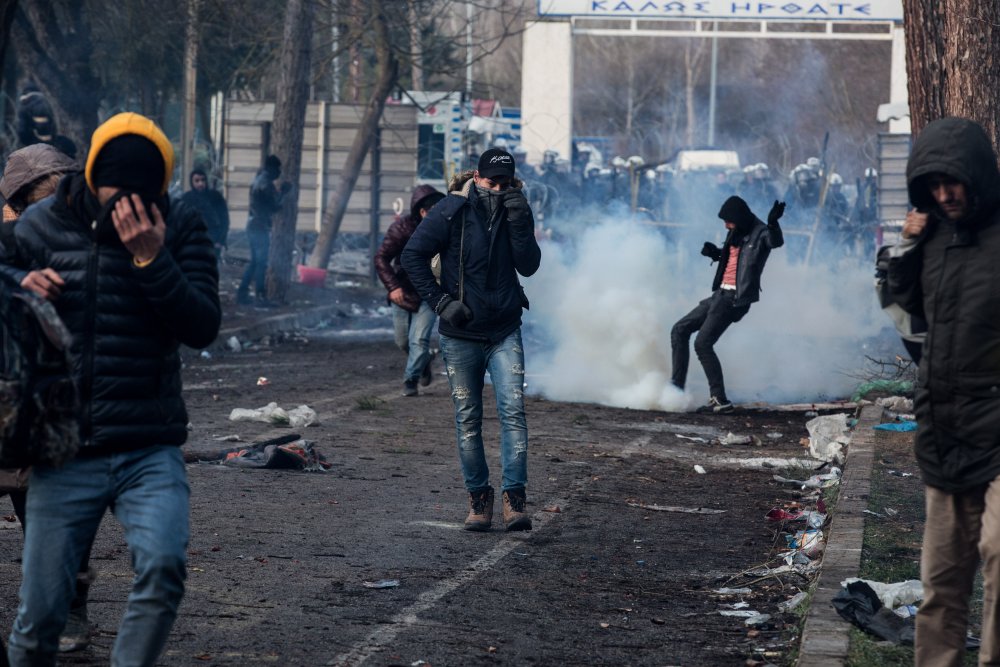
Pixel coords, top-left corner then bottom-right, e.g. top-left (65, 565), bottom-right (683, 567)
top-left (464, 487), bottom-right (494, 531)
top-left (420, 353), bottom-right (436, 387)
top-left (502, 488), bottom-right (532, 531)
top-left (236, 291), bottom-right (253, 306)
top-left (696, 396), bottom-right (734, 414)
top-left (403, 380), bottom-right (419, 397)
top-left (254, 297), bottom-right (278, 309)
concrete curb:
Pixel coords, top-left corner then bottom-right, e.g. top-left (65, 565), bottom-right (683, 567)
top-left (797, 403), bottom-right (882, 666)
top-left (212, 304), bottom-right (349, 350)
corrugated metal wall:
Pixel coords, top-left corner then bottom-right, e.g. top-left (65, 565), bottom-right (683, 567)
top-left (223, 101), bottom-right (418, 235)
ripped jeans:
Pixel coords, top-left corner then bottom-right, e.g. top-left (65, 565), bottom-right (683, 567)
top-left (439, 329), bottom-right (528, 493)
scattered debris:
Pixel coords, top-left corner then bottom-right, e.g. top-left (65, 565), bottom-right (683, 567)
top-left (840, 578), bottom-right (923, 609)
top-left (219, 438), bottom-right (332, 471)
top-left (256, 377), bottom-right (270, 386)
top-left (773, 467), bottom-right (842, 490)
top-left (766, 432), bottom-right (783, 440)
top-left (778, 591), bottom-right (808, 612)
top-left (200, 350), bottom-right (212, 359)
top-left (719, 610), bottom-right (771, 625)
top-left (874, 421), bottom-right (918, 432)
top-left (694, 464), bottom-right (707, 474)
top-left (714, 587), bottom-right (752, 595)
top-left (626, 502), bottom-right (725, 514)
top-left (212, 434), bottom-right (241, 442)
top-left (805, 414), bottom-right (851, 464)
top-left (226, 335), bottom-right (242, 352)
top-left (675, 433), bottom-right (709, 443)
top-left (852, 379), bottom-right (913, 402)
top-left (229, 402), bottom-right (318, 427)
top-left (720, 432), bottom-right (762, 446)
top-left (362, 579), bottom-right (400, 589)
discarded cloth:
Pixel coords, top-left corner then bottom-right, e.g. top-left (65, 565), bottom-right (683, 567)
top-left (805, 413), bottom-right (850, 464)
top-left (873, 421), bottom-right (918, 432)
top-left (220, 438), bottom-right (332, 471)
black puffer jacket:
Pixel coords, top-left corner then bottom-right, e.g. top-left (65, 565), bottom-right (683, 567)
top-left (887, 117), bottom-right (1000, 492)
top-left (13, 173), bottom-right (221, 453)
top-left (401, 175), bottom-right (541, 343)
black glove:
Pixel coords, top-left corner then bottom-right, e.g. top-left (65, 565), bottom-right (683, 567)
top-left (700, 242), bottom-right (719, 259)
top-left (503, 189), bottom-right (532, 228)
top-left (436, 296), bottom-right (473, 328)
top-left (767, 200), bottom-right (786, 225)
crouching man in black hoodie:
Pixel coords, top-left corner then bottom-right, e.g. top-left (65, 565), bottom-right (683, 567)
top-left (670, 195), bottom-right (784, 413)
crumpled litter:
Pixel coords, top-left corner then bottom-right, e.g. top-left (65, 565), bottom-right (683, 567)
top-left (765, 508), bottom-right (826, 528)
top-left (805, 413), bottom-right (851, 464)
top-left (719, 609), bottom-right (771, 625)
top-left (832, 580), bottom-right (979, 649)
top-left (217, 438), bottom-right (332, 471)
top-left (877, 395), bottom-right (914, 413)
top-left (719, 432), bottom-right (762, 446)
top-left (773, 467), bottom-right (842, 490)
top-left (783, 529), bottom-right (825, 560)
top-left (229, 402), bottom-right (318, 427)
top-left (874, 421), bottom-right (918, 432)
top-left (840, 578), bottom-right (923, 608)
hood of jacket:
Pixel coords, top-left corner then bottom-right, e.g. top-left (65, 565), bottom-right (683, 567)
top-left (0, 143), bottom-right (76, 202)
top-left (409, 183), bottom-right (443, 219)
top-left (906, 117), bottom-right (1000, 222)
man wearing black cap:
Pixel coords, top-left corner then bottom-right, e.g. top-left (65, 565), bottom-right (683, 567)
top-left (5, 113), bottom-right (220, 667)
top-left (670, 196), bottom-right (785, 413)
top-left (402, 147), bottom-right (541, 532)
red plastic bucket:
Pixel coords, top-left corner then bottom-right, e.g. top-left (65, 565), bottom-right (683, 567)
top-left (297, 265), bottom-right (327, 287)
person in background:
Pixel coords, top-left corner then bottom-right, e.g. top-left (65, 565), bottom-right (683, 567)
top-left (0, 143), bottom-right (97, 654)
top-left (887, 117), bottom-right (1000, 667)
top-left (5, 112), bottom-right (220, 667)
top-left (401, 148), bottom-right (541, 532)
top-left (670, 195), bottom-right (784, 413)
top-left (374, 184), bottom-right (445, 397)
top-left (236, 154), bottom-right (290, 307)
top-left (180, 168), bottom-right (230, 260)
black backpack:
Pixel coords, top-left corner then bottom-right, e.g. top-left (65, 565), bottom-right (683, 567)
top-left (0, 280), bottom-right (79, 467)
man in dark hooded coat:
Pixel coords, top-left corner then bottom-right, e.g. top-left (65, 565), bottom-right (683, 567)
top-left (670, 195), bottom-right (784, 413)
top-left (887, 117), bottom-right (1000, 666)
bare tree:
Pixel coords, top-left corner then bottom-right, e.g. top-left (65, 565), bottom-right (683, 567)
top-left (903, 0), bottom-right (1000, 144)
top-left (266, 0), bottom-right (317, 302)
top-left (308, 0), bottom-right (528, 271)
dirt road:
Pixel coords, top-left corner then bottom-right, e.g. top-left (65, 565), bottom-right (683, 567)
top-left (1, 298), bottom-right (842, 666)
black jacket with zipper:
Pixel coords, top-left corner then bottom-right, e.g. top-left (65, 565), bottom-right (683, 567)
top-left (887, 117), bottom-right (1000, 493)
top-left (707, 217), bottom-right (783, 307)
top-left (400, 176), bottom-right (540, 343)
top-left (12, 173), bottom-right (221, 454)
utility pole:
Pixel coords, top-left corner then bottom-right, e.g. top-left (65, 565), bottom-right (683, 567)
top-left (707, 21), bottom-right (718, 146)
top-left (181, 0), bottom-right (200, 189)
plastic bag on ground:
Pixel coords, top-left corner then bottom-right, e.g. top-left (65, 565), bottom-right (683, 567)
top-left (840, 578), bottom-right (923, 608)
top-left (805, 413), bottom-right (851, 464)
top-left (877, 395), bottom-right (914, 413)
top-left (228, 403), bottom-right (318, 427)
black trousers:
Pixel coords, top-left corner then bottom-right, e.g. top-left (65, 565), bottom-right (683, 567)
top-left (670, 289), bottom-right (750, 400)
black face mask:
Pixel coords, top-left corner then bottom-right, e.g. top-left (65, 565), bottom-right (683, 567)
top-left (475, 185), bottom-right (504, 223)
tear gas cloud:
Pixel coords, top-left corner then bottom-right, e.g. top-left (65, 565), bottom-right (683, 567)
top-left (520, 202), bottom-right (894, 410)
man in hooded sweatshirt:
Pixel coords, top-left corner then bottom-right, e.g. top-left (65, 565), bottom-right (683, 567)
top-left (237, 154), bottom-right (290, 307)
top-left (887, 117), bottom-right (1000, 666)
top-left (5, 112), bottom-right (220, 667)
top-left (401, 148), bottom-right (541, 532)
top-left (374, 184), bottom-right (445, 397)
top-left (670, 195), bottom-right (784, 413)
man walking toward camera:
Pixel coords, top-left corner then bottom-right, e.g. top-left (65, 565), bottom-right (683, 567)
top-left (888, 117), bottom-right (1000, 667)
top-left (401, 148), bottom-right (541, 532)
top-left (670, 195), bottom-right (784, 413)
top-left (6, 112), bottom-right (220, 667)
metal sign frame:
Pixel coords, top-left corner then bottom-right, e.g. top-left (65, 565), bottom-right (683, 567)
top-left (538, 0), bottom-right (903, 22)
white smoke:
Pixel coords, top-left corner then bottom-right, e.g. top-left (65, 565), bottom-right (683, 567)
top-left (521, 212), bottom-right (891, 411)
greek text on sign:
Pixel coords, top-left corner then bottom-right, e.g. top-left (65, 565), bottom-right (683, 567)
top-left (537, 0), bottom-right (903, 21)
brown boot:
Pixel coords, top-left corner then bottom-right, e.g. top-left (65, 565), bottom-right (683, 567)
top-left (502, 488), bottom-right (532, 531)
top-left (464, 487), bottom-right (494, 531)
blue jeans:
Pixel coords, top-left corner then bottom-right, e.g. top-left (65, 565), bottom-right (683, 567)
top-left (7, 446), bottom-right (190, 667)
top-left (238, 227), bottom-right (270, 298)
top-left (439, 329), bottom-right (528, 493)
top-left (392, 302), bottom-right (436, 383)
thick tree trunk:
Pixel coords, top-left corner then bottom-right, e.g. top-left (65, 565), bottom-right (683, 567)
top-left (0, 0), bottom-right (17, 88)
top-left (266, 0), bottom-right (316, 303)
top-left (310, 7), bottom-right (399, 270)
top-left (903, 0), bottom-right (1000, 144)
top-left (12, 0), bottom-right (102, 148)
